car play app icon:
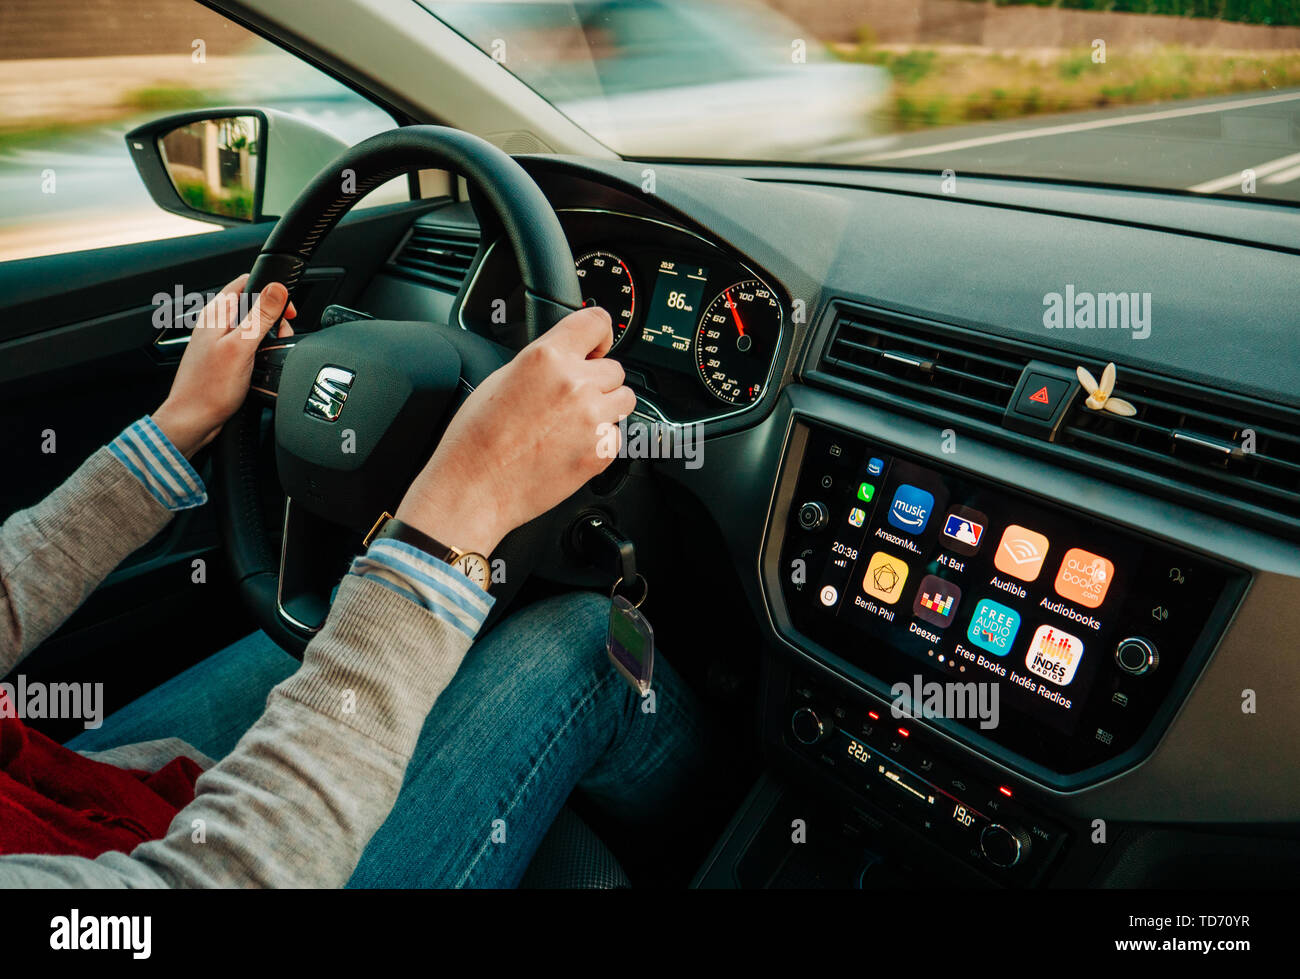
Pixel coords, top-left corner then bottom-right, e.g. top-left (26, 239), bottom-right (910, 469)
top-left (994, 524), bottom-right (1050, 582)
top-left (913, 575), bottom-right (962, 628)
top-left (848, 507), bottom-right (866, 528)
top-left (1025, 624), bottom-right (1085, 686)
top-left (1054, 547), bottom-right (1115, 609)
top-left (966, 598), bottom-right (1021, 655)
top-left (863, 551), bottom-right (909, 605)
top-left (940, 506), bottom-right (987, 556)
top-left (887, 484), bottom-right (934, 535)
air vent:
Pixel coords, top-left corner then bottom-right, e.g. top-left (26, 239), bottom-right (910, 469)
top-left (810, 300), bottom-right (1300, 538)
top-left (389, 224), bottom-right (480, 290)
top-left (820, 307), bottom-right (1030, 423)
top-left (1059, 373), bottom-right (1300, 522)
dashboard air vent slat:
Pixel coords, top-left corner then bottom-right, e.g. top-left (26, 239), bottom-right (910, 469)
top-left (388, 225), bottom-right (480, 291)
top-left (820, 308), bottom-right (1030, 423)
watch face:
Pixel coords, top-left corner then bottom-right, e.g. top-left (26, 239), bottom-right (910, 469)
top-left (454, 553), bottom-right (490, 590)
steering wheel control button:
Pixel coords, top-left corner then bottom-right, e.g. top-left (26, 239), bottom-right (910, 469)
top-left (798, 500), bottom-right (829, 531)
top-left (980, 823), bottom-right (1030, 869)
top-left (1115, 636), bottom-right (1159, 676)
top-left (791, 707), bottom-right (829, 746)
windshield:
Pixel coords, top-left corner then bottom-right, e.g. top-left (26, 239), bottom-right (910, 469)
top-left (425, 0), bottom-right (1300, 204)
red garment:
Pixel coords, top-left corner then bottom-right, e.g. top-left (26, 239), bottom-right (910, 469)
top-left (0, 691), bottom-right (202, 858)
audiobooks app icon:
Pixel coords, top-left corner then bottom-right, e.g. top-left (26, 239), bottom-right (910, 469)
top-left (994, 525), bottom-right (1051, 582)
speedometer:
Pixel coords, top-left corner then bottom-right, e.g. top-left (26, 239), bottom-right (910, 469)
top-left (575, 250), bottom-right (636, 350)
top-left (694, 279), bottom-right (781, 405)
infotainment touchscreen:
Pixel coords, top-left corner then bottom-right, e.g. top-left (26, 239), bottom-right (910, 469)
top-left (778, 422), bottom-right (1246, 777)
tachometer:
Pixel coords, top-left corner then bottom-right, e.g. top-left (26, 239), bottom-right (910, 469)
top-left (695, 279), bottom-right (781, 405)
top-left (575, 250), bottom-right (636, 349)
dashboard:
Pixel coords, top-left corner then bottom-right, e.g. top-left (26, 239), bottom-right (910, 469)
top-left (364, 153), bottom-right (1300, 883)
top-left (456, 209), bottom-right (785, 424)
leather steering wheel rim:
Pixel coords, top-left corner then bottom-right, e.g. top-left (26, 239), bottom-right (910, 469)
top-left (215, 125), bottom-right (584, 655)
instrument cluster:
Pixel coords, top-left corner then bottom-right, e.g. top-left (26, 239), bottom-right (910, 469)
top-left (461, 209), bottom-right (785, 424)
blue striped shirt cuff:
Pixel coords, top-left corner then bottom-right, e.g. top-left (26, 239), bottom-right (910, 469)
top-left (349, 538), bottom-right (494, 639)
top-left (108, 416), bottom-right (207, 511)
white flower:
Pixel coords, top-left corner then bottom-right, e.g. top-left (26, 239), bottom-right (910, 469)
top-left (1076, 362), bottom-right (1137, 416)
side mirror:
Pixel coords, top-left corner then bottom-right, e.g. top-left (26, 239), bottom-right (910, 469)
top-left (125, 107), bottom-right (351, 226)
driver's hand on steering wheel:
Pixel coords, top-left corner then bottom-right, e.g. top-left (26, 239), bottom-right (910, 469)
top-left (153, 275), bottom-right (297, 458)
top-left (396, 305), bottom-right (635, 559)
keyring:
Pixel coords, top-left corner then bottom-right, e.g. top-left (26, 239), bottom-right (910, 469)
top-left (610, 573), bottom-right (649, 609)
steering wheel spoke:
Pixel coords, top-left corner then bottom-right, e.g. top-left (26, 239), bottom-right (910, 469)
top-left (249, 338), bottom-right (298, 403)
top-left (216, 125), bottom-right (583, 657)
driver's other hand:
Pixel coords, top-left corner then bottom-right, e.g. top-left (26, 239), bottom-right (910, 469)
top-left (152, 275), bottom-right (297, 458)
top-left (396, 305), bottom-right (636, 559)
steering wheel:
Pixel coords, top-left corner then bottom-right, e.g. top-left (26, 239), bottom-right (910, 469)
top-left (214, 126), bottom-right (584, 656)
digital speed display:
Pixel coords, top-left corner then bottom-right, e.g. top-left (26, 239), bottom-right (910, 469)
top-left (639, 259), bottom-right (709, 357)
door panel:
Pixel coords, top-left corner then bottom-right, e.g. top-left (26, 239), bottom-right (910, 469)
top-left (0, 198), bottom-right (440, 738)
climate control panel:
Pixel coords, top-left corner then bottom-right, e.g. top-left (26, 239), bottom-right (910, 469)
top-left (781, 670), bottom-right (1067, 882)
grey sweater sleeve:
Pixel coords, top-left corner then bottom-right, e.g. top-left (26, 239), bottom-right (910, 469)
top-left (0, 446), bottom-right (175, 674)
top-left (0, 572), bottom-right (473, 887)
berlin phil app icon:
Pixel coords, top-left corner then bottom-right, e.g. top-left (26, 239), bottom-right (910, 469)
top-left (887, 484), bottom-right (934, 535)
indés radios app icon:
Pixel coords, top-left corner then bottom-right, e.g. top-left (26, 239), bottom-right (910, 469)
top-left (1025, 625), bottom-right (1085, 686)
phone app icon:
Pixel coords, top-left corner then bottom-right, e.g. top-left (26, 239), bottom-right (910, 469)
top-left (966, 598), bottom-right (1021, 655)
top-left (862, 551), bottom-right (910, 605)
top-left (1054, 548), bottom-right (1115, 609)
top-left (887, 484), bottom-right (935, 535)
top-left (848, 507), bottom-right (866, 528)
top-left (941, 506), bottom-right (988, 556)
top-left (994, 525), bottom-right (1051, 582)
top-left (1025, 624), bottom-right (1085, 686)
top-left (857, 482), bottom-right (875, 503)
top-left (867, 457), bottom-right (884, 476)
top-left (913, 575), bottom-right (962, 628)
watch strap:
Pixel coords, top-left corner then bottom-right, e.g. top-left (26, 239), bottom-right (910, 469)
top-left (364, 512), bottom-right (462, 565)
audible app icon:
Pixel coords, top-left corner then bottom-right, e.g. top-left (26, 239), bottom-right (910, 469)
top-left (994, 525), bottom-right (1050, 583)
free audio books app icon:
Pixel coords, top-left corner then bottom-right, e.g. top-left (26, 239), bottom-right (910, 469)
top-left (913, 575), bottom-right (962, 628)
top-left (966, 598), bottom-right (1020, 655)
top-left (1025, 624), bottom-right (1085, 686)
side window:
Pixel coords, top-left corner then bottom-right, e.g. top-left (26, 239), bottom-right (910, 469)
top-left (0, 0), bottom-right (406, 264)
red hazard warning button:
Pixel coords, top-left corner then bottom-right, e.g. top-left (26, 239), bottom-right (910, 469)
top-left (1014, 373), bottom-right (1071, 420)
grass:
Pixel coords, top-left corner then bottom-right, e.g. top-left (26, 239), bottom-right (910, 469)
top-left (842, 39), bottom-right (1300, 130)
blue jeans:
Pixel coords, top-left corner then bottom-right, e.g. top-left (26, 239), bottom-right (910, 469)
top-left (68, 591), bottom-right (712, 887)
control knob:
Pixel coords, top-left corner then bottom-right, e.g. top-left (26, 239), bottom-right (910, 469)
top-left (1114, 637), bottom-right (1159, 676)
top-left (791, 707), bottom-right (829, 745)
top-left (980, 823), bottom-right (1032, 869)
top-left (797, 501), bottom-right (829, 532)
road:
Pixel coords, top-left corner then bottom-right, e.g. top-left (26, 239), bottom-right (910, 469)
top-left (857, 88), bottom-right (1300, 203)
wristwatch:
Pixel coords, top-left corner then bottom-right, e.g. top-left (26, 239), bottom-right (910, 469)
top-left (364, 512), bottom-right (491, 590)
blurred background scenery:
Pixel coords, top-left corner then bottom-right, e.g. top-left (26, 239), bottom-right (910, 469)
top-left (2, 0), bottom-right (1298, 261)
